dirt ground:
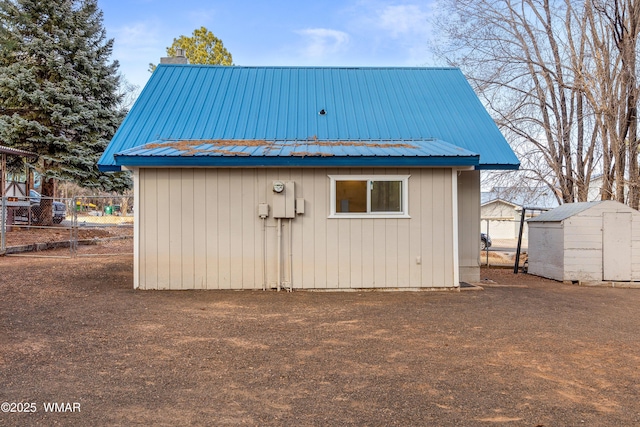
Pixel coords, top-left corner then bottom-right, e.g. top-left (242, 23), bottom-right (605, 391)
top-left (1, 255), bottom-right (640, 426)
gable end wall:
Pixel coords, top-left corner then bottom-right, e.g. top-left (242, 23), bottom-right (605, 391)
top-left (136, 167), bottom-right (464, 290)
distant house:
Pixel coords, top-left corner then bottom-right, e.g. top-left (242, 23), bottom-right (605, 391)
top-left (586, 174), bottom-right (628, 202)
top-left (98, 65), bottom-right (519, 290)
top-left (481, 187), bottom-right (558, 240)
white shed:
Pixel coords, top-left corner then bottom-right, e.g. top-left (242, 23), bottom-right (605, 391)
top-left (527, 201), bottom-right (640, 282)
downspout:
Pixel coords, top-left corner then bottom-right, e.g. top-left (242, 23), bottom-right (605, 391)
top-left (452, 169), bottom-right (460, 289)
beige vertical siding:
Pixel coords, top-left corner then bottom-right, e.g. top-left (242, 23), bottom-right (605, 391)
top-left (193, 169), bottom-right (207, 289)
top-left (457, 171), bottom-right (480, 283)
top-left (137, 167), bottom-right (458, 290)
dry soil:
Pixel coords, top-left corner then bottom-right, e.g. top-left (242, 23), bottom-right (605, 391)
top-left (1, 255), bottom-right (639, 426)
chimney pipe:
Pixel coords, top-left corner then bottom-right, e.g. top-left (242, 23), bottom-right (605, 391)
top-left (160, 48), bottom-right (188, 65)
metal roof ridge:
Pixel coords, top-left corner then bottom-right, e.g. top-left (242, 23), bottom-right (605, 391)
top-left (137, 137), bottom-right (442, 142)
top-left (155, 64), bottom-right (461, 71)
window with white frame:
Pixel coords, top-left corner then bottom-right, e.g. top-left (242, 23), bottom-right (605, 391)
top-left (329, 175), bottom-right (410, 218)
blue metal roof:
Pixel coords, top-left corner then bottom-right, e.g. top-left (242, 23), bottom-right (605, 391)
top-left (99, 66), bottom-right (519, 171)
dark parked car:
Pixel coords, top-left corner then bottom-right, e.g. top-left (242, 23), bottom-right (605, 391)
top-left (17, 190), bottom-right (67, 224)
top-left (481, 233), bottom-right (492, 250)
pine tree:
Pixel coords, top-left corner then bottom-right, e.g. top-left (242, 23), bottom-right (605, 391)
top-left (0, 0), bottom-right (131, 224)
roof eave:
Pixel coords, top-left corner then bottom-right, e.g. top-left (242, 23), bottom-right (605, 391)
top-left (481, 198), bottom-right (519, 208)
top-left (476, 163), bottom-right (520, 171)
top-left (98, 165), bottom-right (122, 172)
top-left (113, 155), bottom-right (480, 168)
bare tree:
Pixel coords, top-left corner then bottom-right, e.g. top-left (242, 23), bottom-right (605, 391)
top-left (588, 0), bottom-right (640, 207)
top-left (431, 0), bottom-right (633, 205)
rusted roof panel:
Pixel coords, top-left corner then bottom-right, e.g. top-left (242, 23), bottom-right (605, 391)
top-left (113, 138), bottom-right (480, 167)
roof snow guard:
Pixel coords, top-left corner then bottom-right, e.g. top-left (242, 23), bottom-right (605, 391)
top-left (99, 66), bottom-right (519, 171)
top-left (113, 138), bottom-right (480, 168)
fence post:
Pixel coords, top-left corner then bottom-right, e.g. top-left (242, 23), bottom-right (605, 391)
top-left (72, 196), bottom-right (78, 257)
top-left (1, 196), bottom-right (6, 253)
top-left (514, 207), bottom-right (526, 274)
top-left (485, 220), bottom-right (490, 267)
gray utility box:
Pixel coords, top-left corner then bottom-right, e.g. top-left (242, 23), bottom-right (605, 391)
top-left (272, 181), bottom-right (295, 218)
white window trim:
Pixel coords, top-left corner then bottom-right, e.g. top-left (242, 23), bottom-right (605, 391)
top-left (328, 174), bottom-right (410, 219)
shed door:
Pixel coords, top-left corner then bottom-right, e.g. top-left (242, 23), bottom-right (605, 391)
top-left (603, 212), bottom-right (632, 281)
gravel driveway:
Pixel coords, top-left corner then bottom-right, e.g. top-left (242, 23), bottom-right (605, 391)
top-left (1, 255), bottom-right (639, 426)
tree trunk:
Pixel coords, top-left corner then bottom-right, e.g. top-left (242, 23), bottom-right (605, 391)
top-left (38, 177), bottom-right (55, 226)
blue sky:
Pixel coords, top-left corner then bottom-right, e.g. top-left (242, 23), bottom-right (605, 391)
top-left (100, 0), bottom-right (439, 94)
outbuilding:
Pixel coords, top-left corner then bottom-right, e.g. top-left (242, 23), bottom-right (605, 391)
top-left (98, 65), bottom-right (519, 290)
top-left (527, 201), bottom-right (640, 282)
top-left (481, 187), bottom-right (558, 241)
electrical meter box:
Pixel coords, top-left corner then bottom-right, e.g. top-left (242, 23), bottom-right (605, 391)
top-left (272, 180), bottom-right (295, 218)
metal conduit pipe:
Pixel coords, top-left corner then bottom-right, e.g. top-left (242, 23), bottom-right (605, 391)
top-left (277, 218), bottom-right (282, 291)
top-left (262, 217), bottom-right (266, 291)
top-left (288, 218), bottom-right (293, 292)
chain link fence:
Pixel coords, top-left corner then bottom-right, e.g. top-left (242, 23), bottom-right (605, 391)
top-left (1, 195), bottom-right (133, 258)
top-left (480, 217), bottom-right (528, 268)
top-left (481, 207), bottom-right (549, 269)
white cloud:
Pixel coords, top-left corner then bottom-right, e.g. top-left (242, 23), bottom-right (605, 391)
top-left (343, 2), bottom-right (436, 65)
top-left (376, 4), bottom-right (431, 38)
top-left (295, 28), bottom-right (350, 60)
top-left (186, 9), bottom-right (217, 27)
top-left (110, 21), bottom-right (164, 61)
top-left (108, 20), bottom-right (165, 92)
